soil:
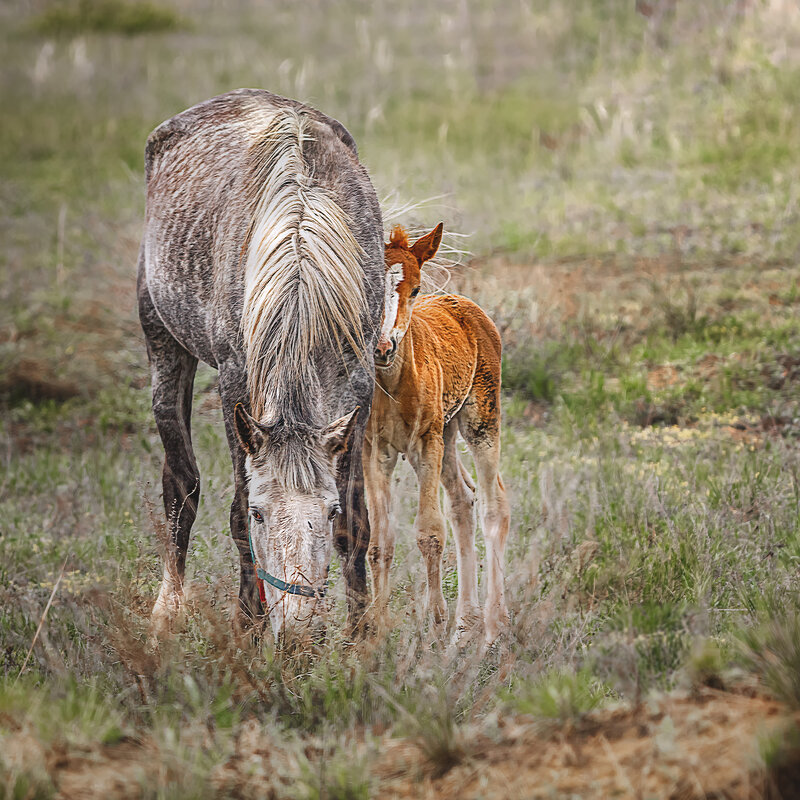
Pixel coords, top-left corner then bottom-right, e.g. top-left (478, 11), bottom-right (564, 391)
top-left (20, 686), bottom-right (798, 799)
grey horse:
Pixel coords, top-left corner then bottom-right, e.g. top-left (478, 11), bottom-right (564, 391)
top-left (137, 89), bottom-right (384, 641)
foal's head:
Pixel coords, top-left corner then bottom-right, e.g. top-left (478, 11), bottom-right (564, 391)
top-left (233, 403), bottom-right (359, 642)
top-left (375, 223), bottom-right (443, 369)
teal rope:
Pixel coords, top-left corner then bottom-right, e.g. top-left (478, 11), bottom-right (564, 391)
top-left (246, 513), bottom-right (327, 599)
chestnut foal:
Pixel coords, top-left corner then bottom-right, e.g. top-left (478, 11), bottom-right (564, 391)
top-left (364, 224), bottom-right (510, 643)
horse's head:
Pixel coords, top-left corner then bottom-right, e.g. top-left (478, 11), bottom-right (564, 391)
top-left (376, 223), bottom-right (443, 369)
top-left (233, 403), bottom-right (359, 642)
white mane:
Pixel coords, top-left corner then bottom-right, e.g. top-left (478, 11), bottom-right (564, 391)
top-left (242, 109), bottom-right (366, 422)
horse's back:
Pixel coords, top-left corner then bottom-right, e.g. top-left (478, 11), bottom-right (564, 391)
top-left (140, 89), bottom-right (382, 368)
top-left (145, 89), bottom-right (358, 183)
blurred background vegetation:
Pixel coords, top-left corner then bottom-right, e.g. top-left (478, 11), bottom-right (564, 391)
top-left (5, 0), bottom-right (800, 391)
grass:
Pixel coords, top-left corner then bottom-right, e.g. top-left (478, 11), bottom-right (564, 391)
top-left (4, 0), bottom-right (800, 795)
top-left (504, 668), bottom-right (610, 722)
top-left (738, 610), bottom-right (800, 709)
top-left (292, 748), bottom-right (373, 800)
top-left (31, 0), bottom-right (183, 37)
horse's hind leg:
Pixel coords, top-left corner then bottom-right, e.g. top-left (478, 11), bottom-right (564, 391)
top-left (140, 285), bottom-right (200, 634)
top-left (458, 383), bottom-right (510, 643)
top-left (440, 421), bottom-right (481, 640)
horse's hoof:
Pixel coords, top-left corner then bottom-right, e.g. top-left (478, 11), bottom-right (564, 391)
top-left (148, 587), bottom-right (184, 643)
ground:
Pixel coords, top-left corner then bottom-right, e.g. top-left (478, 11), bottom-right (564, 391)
top-left (4, 687), bottom-right (794, 799)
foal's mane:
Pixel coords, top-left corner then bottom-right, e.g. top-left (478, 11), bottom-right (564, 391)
top-left (387, 225), bottom-right (409, 250)
top-left (241, 109), bottom-right (366, 426)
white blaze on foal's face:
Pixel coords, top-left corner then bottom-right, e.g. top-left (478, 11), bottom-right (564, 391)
top-left (375, 222), bottom-right (444, 369)
top-left (374, 258), bottom-right (420, 368)
top-left (376, 261), bottom-right (407, 357)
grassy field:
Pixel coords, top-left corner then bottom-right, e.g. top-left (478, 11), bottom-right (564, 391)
top-left (4, 0), bottom-right (800, 796)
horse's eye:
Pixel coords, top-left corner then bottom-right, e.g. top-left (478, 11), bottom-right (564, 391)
top-left (328, 504), bottom-right (341, 522)
top-left (251, 508), bottom-right (264, 524)
top-left (410, 288), bottom-right (420, 298)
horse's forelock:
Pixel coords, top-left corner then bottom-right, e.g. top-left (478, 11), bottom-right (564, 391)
top-left (253, 421), bottom-right (329, 493)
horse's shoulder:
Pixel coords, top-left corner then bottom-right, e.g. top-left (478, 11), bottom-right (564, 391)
top-left (144, 116), bottom-right (185, 182)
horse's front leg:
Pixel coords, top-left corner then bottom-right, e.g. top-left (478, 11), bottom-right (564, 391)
top-left (140, 280), bottom-right (200, 638)
top-left (334, 414), bottom-right (372, 637)
top-left (409, 435), bottom-right (447, 634)
top-left (218, 362), bottom-right (262, 628)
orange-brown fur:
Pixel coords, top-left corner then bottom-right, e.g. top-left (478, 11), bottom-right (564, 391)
top-left (365, 225), bottom-right (510, 642)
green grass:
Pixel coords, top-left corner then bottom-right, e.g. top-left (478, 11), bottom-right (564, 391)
top-left (31, 0), bottom-right (183, 36)
top-left (504, 668), bottom-right (610, 721)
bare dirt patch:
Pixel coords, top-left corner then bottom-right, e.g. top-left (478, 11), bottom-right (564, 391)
top-left (375, 688), bottom-right (791, 800)
top-left (0, 358), bottom-right (83, 404)
top-left (27, 687), bottom-right (796, 799)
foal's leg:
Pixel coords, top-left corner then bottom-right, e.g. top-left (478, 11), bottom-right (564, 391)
top-left (458, 394), bottom-right (510, 643)
top-left (218, 362), bottom-right (262, 626)
top-left (409, 435), bottom-right (448, 632)
top-left (140, 287), bottom-right (200, 634)
top-left (440, 422), bottom-right (480, 639)
top-left (364, 437), bottom-right (398, 624)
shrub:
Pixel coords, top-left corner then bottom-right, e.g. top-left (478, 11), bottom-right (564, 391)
top-left (502, 341), bottom-right (563, 403)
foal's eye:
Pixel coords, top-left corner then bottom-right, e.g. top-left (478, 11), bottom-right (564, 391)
top-left (250, 508), bottom-right (264, 524)
top-left (328, 504), bottom-right (341, 522)
top-left (410, 288), bottom-right (420, 298)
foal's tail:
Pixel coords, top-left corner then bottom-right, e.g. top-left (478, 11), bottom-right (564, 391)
top-left (459, 458), bottom-right (477, 493)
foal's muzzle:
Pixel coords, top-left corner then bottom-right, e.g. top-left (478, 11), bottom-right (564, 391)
top-left (374, 338), bottom-right (397, 368)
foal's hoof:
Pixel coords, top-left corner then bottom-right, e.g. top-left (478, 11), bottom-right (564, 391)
top-left (484, 619), bottom-right (511, 649)
top-left (451, 608), bottom-right (483, 648)
top-left (362, 607), bottom-right (391, 638)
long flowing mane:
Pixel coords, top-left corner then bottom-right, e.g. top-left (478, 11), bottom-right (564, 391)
top-left (241, 108), bottom-right (366, 425)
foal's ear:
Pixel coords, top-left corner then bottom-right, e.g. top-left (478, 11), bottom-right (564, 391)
top-left (323, 406), bottom-right (360, 458)
top-left (234, 403), bottom-right (265, 456)
top-left (411, 222), bottom-right (444, 264)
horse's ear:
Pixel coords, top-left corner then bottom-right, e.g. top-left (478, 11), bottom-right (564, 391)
top-left (411, 222), bottom-right (443, 264)
top-left (323, 406), bottom-right (360, 458)
top-left (234, 403), bottom-right (265, 455)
